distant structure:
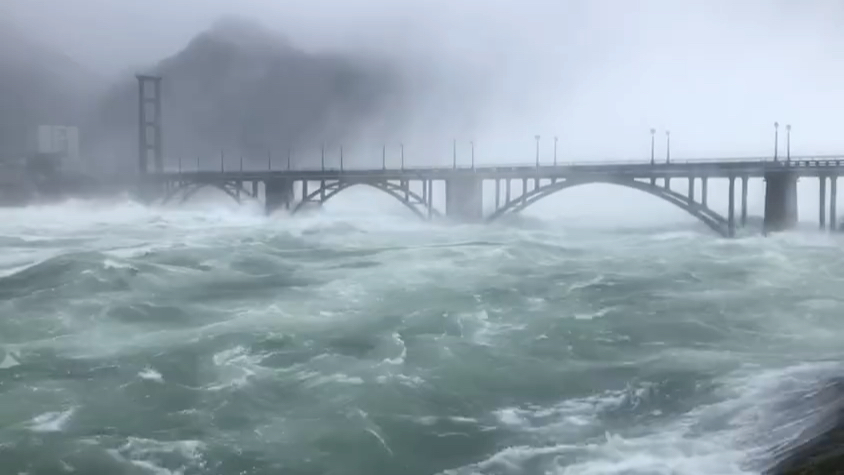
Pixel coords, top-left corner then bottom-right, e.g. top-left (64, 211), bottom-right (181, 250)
top-left (135, 75), bottom-right (844, 237)
top-left (136, 74), bottom-right (163, 175)
top-left (27, 125), bottom-right (82, 173)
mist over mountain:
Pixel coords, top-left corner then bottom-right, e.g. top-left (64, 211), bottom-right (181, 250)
top-left (87, 17), bottom-right (410, 171)
top-left (0, 17), bottom-right (99, 160)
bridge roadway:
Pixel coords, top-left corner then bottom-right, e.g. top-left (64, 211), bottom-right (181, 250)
top-left (145, 155), bottom-right (844, 238)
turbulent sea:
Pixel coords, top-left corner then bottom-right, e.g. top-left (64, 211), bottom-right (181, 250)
top-left (1, 197), bottom-right (843, 475)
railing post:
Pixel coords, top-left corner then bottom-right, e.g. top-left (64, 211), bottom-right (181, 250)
top-left (786, 124), bottom-right (791, 162)
top-left (553, 136), bottom-right (558, 166)
top-left (650, 128), bottom-right (656, 165)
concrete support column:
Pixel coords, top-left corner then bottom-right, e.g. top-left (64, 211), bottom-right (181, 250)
top-left (265, 179), bottom-right (293, 215)
top-left (820, 176), bottom-right (827, 230)
top-left (728, 176), bottom-right (736, 237)
top-left (495, 179), bottom-right (501, 209)
top-left (521, 178), bottom-right (528, 206)
top-left (763, 171), bottom-right (799, 234)
top-left (702, 178), bottom-right (708, 207)
top-left (831, 176), bottom-right (838, 232)
top-left (687, 177), bottom-right (695, 201)
top-left (427, 180), bottom-right (434, 219)
top-left (446, 175), bottom-right (484, 221)
top-left (740, 176), bottom-right (748, 227)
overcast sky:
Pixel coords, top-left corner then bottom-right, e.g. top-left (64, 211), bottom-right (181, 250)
top-left (4, 0), bottom-right (844, 161)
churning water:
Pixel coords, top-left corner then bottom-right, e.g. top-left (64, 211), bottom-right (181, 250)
top-left (1, 196), bottom-right (843, 475)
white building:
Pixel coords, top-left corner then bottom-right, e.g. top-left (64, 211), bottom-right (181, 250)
top-left (28, 125), bottom-right (82, 173)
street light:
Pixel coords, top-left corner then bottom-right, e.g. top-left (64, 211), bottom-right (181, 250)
top-left (382, 144), bottom-right (387, 170)
top-left (453, 139), bottom-right (457, 169)
top-left (650, 128), bottom-right (656, 165)
top-left (553, 136), bottom-right (558, 166)
top-left (321, 143), bottom-right (326, 171)
top-left (786, 124), bottom-right (792, 162)
top-left (665, 130), bottom-right (671, 164)
top-left (774, 122), bottom-right (779, 161)
top-left (470, 140), bottom-right (475, 169)
top-left (535, 135), bottom-right (541, 168)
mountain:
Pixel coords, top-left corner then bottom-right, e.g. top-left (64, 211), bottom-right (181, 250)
top-left (88, 17), bottom-right (403, 170)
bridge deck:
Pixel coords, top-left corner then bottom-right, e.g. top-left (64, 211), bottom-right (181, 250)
top-left (150, 157), bottom-right (844, 182)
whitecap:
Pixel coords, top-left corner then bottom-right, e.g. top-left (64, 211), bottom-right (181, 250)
top-left (29, 408), bottom-right (75, 433)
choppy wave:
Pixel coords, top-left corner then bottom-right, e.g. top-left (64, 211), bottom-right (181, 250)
top-left (0, 197), bottom-right (843, 474)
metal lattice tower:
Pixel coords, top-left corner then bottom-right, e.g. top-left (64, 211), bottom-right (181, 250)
top-left (137, 75), bottom-right (163, 174)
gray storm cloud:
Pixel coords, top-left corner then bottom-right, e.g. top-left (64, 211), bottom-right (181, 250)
top-left (2, 0), bottom-right (844, 172)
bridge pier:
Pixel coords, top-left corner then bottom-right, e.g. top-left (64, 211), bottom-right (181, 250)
top-left (701, 178), bottom-right (708, 207)
top-left (265, 179), bottom-right (294, 215)
top-left (763, 171), bottom-right (799, 234)
top-left (831, 176), bottom-right (838, 231)
top-left (728, 176), bottom-right (736, 237)
top-left (740, 176), bottom-right (748, 227)
top-left (820, 177), bottom-right (827, 230)
top-left (446, 175), bottom-right (483, 221)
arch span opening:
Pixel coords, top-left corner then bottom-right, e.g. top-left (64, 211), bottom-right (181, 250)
top-left (291, 180), bottom-right (438, 220)
top-left (487, 178), bottom-right (730, 237)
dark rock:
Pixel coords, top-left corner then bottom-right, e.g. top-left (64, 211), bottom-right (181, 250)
top-left (766, 378), bottom-right (844, 474)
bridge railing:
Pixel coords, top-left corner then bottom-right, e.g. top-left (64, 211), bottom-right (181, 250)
top-left (157, 154), bottom-right (844, 174)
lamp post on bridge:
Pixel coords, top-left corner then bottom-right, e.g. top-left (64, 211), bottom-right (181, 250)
top-left (665, 130), bottom-right (671, 164)
top-left (470, 140), bottom-right (475, 169)
top-left (340, 145), bottom-right (344, 172)
top-left (287, 147), bottom-right (292, 170)
top-left (453, 139), bottom-right (457, 169)
top-left (650, 128), bottom-right (656, 165)
top-left (535, 135), bottom-right (541, 168)
top-left (774, 122), bottom-right (779, 161)
top-left (267, 150), bottom-right (272, 170)
top-left (220, 150), bottom-right (225, 172)
top-left (196, 156), bottom-right (199, 172)
top-left (786, 124), bottom-right (792, 162)
top-left (553, 136), bottom-right (558, 166)
top-left (321, 143), bottom-right (326, 171)
top-left (178, 156), bottom-right (182, 174)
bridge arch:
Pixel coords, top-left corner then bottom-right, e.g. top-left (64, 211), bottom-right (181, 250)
top-left (487, 178), bottom-right (730, 237)
top-left (291, 180), bottom-right (438, 220)
top-left (160, 181), bottom-right (253, 206)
